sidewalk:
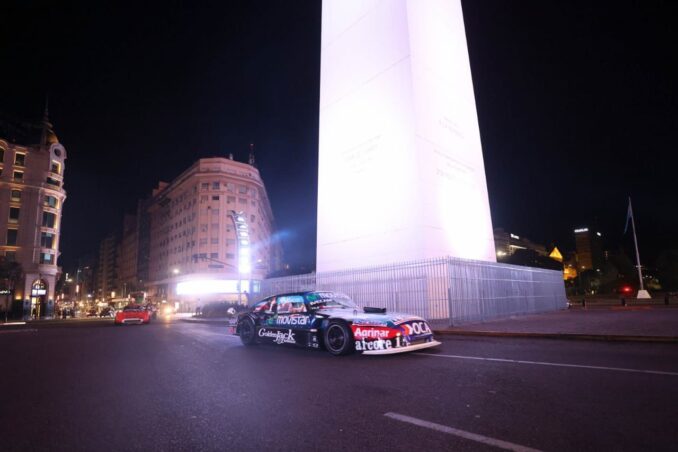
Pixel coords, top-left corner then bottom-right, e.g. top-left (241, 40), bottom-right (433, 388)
top-left (181, 307), bottom-right (678, 343)
top-left (436, 306), bottom-right (678, 342)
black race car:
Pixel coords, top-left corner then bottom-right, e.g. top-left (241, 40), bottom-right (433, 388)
top-left (235, 291), bottom-right (440, 356)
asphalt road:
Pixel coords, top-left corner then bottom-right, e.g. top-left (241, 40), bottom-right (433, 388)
top-left (1, 318), bottom-right (677, 451)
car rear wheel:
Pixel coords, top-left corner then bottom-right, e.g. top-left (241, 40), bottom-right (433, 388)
top-left (324, 321), bottom-right (354, 356)
top-left (239, 318), bottom-right (257, 346)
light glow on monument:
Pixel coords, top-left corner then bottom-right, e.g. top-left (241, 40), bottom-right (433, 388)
top-left (317, 0), bottom-right (496, 272)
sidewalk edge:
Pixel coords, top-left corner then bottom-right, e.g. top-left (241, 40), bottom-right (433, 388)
top-left (433, 330), bottom-right (678, 343)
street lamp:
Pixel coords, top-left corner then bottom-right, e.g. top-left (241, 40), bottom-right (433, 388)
top-left (172, 268), bottom-right (180, 275)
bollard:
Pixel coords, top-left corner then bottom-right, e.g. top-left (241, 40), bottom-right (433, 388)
top-left (621, 298), bottom-right (626, 307)
top-left (666, 294), bottom-right (670, 306)
top-left (582, 298), bottom-right (586, 308)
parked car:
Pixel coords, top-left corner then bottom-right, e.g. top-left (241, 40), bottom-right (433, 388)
top-left (86, 308), bottom-right (98, 317)
top-left (235, 291), bottom-right (440, 356)
top-left (114, 304), bottom-right (151, 325)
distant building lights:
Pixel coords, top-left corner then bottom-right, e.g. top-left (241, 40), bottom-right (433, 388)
top-left (574, 228), bottom-right (589, 233)
top-left (496, 251), bottom-right (506, 257)
top-left (510, 233), bottom-right (520, 240)
top-left (596, 232), bottom-right (602, 237)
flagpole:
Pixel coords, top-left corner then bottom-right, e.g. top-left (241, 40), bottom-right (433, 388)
top-left (628, 197), bottom-right (646, 293)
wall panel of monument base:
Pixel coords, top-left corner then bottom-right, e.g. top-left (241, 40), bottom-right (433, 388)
top-left (260, 257), bottom-right (567, 325)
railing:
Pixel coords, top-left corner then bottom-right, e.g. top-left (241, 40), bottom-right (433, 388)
top-left (260, 256), bottom-right (567, 326)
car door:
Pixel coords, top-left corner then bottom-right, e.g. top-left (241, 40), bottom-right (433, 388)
top-left (268, 295), bottom-right (311, 346)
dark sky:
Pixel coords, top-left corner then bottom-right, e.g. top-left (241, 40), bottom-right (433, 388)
top-left (2, 1), bottom-right (677, 271)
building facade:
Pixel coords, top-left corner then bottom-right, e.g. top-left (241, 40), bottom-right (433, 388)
top-left (144, 157), bottom-right (281, 307)
top-left (95, 234), bottom-right (118, 301)
top-left (574, 227), bottom-right (603, 272)
top-left (0, 111), bottom-right (66, 318)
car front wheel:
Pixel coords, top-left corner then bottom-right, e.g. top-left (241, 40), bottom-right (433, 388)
top-left (324, 321), bottom-right (354, 356)
top-left (239, 318), bottom-right (257, 346)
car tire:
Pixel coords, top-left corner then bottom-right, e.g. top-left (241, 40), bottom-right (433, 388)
top-left (239, 317), bottom-right (257, 346)
top-left (324, 321), bottom-right (354, 356)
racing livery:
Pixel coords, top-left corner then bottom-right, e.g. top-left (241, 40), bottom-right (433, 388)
top-left (114, 304), bottom-right (151, 325)
top-left (235, 291), bottom-right (440, 355)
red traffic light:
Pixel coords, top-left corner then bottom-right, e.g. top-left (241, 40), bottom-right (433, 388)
top-left (622, 286), bottom-right (632, 293)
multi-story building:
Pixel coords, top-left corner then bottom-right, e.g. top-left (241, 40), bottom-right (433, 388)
top-left (144, 157), bottom-right (281, 308)
top-left (574, 227), bottom-right (604, 272)
top-left (494, 228), bottom-right (547, 259)
top-left (0, 110), bottom-right (67, 318)
top-left (95, 234), bottom-right (118, 301)
top-left (116, 213), bottom-right (139, 296)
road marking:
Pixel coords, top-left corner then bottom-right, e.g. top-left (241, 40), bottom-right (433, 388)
top-left (1, 322), bottom-right (27, 326)
top-left (415, 353), bottom-right (678, 377)
top-left (0, 328), bottom-right (38, 335)
top-left (384, 412), bottom-right (542, 452)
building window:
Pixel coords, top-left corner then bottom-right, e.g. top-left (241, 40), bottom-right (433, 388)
top-left (0, 148), bottom-right (4, 162)
top-left (210, 238), bottom-right (219, 244)
top-left (51, 161), bottom-right (61, 174)
top-left (14, 171), bottom-right (24, 181)
top-left (226, 239), bottom-right (235, 246)
top-left (4, 251), bottom-right (16, 262)
top-left (227, 196), bottom-right (235, 204)
top-left (41, 232), bottom-right (55, 249)
top-left (8, 207), bottom-right (20, 223)
top-left (44, 195), bottom-right (58, 208)
top-left (212, 182), bottom-right (220, 190)
top-left (6, 229), bottom-right (18, 246)
top-left (14, 153), bottom-right (26, 166)
top-left (201, 182), bottom-right (209, 190)
top-left (11, 190), bottom-right (21, 201)
top-left (199, 238), bottom-right (207, 245)
top-left (212, 195), bottom-right (219, 201)
top-left (238, 198), bottom-right (247, 204)
top-left (200, 224), bottom-right (208, 232)
top-left (226, 183), bottom-right (234, 193)
top-left (210, 252), bottom-right (218, 259)
top-left (39, 253), bottom-right (54, 265)
top-left (226, 253), bottom-right (235, 259)
top-left (54, 148), bottom-right (61, 157)
top-left (46, 177), bottom-right (60, 186)
top-left (211, 208), bottom-right (219, 215)
top-left (200, 195), bottom-right (208, 203)
top-left (42, 212), bottom-right (56, 228)
top-left (238, 185), bottom-right (247, 194)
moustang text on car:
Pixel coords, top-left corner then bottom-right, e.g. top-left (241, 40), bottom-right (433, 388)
top-left (235, 291), bottom-right (440, 356)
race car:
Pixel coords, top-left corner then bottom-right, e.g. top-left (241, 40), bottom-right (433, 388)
top-left (114, 304), bottom-right (151, 325)
top-left (235, 291), bottom-right (440, 356)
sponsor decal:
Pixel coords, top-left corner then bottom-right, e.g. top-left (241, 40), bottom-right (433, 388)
top-left (352, 326), bottom-right (393, 340)
top-left (401, 321), bottom-right (432, 336)
top-left (354, 336), bottom-right (409, 351)
top-left (275, 315), bottom-right (309, 326)
top-left (258, 328), bottom-right (296, 344)
top-left (353, 319), bottom-right (388, 327)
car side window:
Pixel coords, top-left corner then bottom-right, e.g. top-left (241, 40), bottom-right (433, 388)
top-left (277, 295), bottom-right (306, 314)
top-left (264, 297), bottom-right (277, 315)
top-left (252, 299), bottom-right (270, 313)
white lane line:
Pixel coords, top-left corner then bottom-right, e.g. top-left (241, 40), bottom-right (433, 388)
top-left (415, 353), bottom-right (678, 377)
top-left (384, 412), bottom-right (542, 452)
top-left (0, 328), bottom-right (38, 335)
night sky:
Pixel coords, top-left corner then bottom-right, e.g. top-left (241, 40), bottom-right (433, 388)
top-left (2, 1), bottom-right (677, 272)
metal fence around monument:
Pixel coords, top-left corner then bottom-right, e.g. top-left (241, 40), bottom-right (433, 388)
top-left (259, 256), bottom-right (567, 326)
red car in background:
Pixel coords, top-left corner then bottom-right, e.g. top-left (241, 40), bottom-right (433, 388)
top-left (114, 304), bottom-right (151, 325)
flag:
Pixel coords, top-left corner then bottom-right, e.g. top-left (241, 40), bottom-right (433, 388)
top-left (624, 198), bottom-right (633, 234)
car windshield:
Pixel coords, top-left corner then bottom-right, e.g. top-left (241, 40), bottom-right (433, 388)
top-left (123, 305), bottom-right (142, 312)
top-left (306, 292), bottom-right (357, 310)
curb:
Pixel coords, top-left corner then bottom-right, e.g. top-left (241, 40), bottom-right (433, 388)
top-left (180, 318), bottom-right (234, 326)
top-left (432, 329), bottom-right (678, 343)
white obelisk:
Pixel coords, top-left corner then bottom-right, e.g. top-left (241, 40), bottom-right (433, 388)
top-left (317, 0), bottom-right (496, 272)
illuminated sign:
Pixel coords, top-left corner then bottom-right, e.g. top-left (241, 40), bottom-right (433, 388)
top-left (510, 234), bottom-right (520, 240)
top-left (176, 280), bottom-right (250, 295)
top-left (0, 289), bottom-right (11, 295)
top-left (317, 0), bottom-right (496, 271)
top-left (574, 228), bottom-right (589, 233)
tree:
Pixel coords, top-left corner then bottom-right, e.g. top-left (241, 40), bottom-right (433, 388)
top-left (656, 250), bottom-right (678, 291)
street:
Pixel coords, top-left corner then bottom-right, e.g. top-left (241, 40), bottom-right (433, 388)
top-left (1, 319), bottom-right (677, 451)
